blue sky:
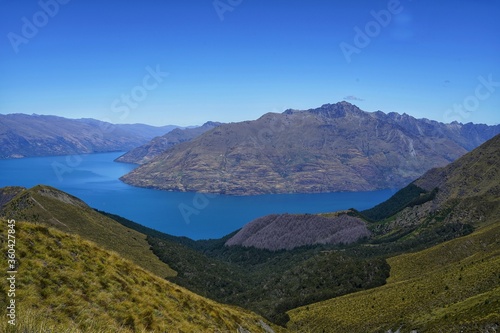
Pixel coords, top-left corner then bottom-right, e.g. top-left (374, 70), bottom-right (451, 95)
top-left (1, 0), bottom-right (499, 126)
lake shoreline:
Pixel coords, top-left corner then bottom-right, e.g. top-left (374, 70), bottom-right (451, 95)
top-left (0, 152), bottom-right (395, 240)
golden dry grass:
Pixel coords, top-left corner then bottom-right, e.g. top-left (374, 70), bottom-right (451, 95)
top-left (0, 220), bottom-right (282, 333)
top-left (287, 221), bottom-right (500, 332)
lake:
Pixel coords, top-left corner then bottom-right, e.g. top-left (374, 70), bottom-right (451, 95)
top-left (0, 152), bottom-right (396, 240)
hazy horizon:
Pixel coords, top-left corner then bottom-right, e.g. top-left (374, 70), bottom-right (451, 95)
top-left (1, 100), bottom-right (499, 128)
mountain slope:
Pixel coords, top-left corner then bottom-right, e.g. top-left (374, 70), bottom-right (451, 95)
top-left (116, 121), bottom-right (222, 164)
top-left (287, 219), bottom-right (500, 332)
top-left (121, 102), bottom-right (500, 195)
top-left (0, 221), bottom-right (281, 333)
top-left (286, 134), bottom-right (500, 332)
top-left (0, 185), bottom-right (176, 278)
top-left (413, 129), bottom-right (500, 203)
top-left (366, 133), bottom-right (500, 244)
top-left (0, 113), bottom-right (176, 159)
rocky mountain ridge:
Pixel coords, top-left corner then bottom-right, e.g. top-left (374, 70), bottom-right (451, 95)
top-left (121, 102), bottom-right (500, 195)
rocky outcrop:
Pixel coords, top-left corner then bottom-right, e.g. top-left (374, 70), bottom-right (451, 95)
top-left (225, 212), bottom-right (370, 251)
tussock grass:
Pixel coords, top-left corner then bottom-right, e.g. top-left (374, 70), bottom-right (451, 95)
top-left (0, 221), bottom-right (281, 333)
top-left (1, 185), bottom-right (176, 278)
top-left (287, 221), bottom-right (500, 332)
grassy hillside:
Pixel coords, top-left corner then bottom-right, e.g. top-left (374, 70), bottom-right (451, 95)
top-left (287, 218), bottom-right (500, 332)
top-left (414, 131), bottom-right (500, 202)
top-left (0, 221), bottom-right (281, 333)
top-left (0, 185), bottom-right (176, 278)
top-left (361, 183), bottom-right (435, 221)
top-left (360, 135), bottom-right (500, 256)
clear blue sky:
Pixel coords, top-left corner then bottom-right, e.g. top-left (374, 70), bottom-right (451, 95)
top-left (1, 0), bottom-right (499, 126)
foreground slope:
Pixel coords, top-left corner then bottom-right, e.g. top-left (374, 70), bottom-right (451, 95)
top-left (0, 221), bottom-right (280, 333)
top-left (287, 220), bottom-right (500, 332)
top-left (121, 102), bottom-right (500, 195)
top-left (0, 185), bottom-right (176, 278)
top-left (0, 113), bottom-right (176, 159)
top-left (287, 134), bottom-right (500, 332)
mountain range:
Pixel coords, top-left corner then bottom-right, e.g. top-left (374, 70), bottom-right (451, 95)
top-left (115, 121), bottom-right (221, 164)
top-left (120, 102), bottom-right (500, 195)
top-left (0, 113), bottom-right (177, 159)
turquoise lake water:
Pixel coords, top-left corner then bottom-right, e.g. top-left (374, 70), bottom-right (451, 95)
top-left (0, 152), bottom-right (396, 239)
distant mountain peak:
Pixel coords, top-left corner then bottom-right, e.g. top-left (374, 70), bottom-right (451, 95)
top-left (283, 101), bottom-right (361, 117)
top-left (311, 101), bottom-right (363, 118)
top-left (319, 100), bottom-right (356, 109)
top-left (202, 121), bottom-right (222, 127)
